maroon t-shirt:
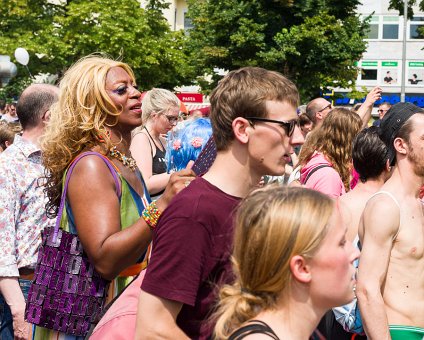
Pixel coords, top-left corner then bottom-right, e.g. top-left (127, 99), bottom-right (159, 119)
top-left (141, 177), bottom-right (240, 339)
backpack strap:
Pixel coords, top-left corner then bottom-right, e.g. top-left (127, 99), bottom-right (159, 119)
top-left (303, 164), bottom-right (332, 184)
top-left (229, 320), bottom-right (280, 340)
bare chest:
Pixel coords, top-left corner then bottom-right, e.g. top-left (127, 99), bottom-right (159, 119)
top-left (392, 206), bottom-right (424, 260)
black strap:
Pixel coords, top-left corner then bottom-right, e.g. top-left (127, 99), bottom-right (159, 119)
top-left (144, 126), bottom-right (165, 153)
top-left (303, 164), bottom-right (331, 184)
top-left (229, 320), bottom-right (280, 340)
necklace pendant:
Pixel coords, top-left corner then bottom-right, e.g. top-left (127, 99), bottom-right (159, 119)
top-left (109, 146), bottom-right (137, 172)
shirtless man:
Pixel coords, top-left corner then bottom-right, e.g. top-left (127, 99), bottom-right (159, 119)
top-left (356, 102), bottom-right (424, 339)
top-left (319, 127), bottom-right (391, 340)
top-left (340, 126), bottom-right (391, 242)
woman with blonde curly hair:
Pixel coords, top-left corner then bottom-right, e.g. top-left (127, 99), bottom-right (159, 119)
top-left (298, 108), bottom-right (362, 197)
top-left (36, 56), bottom-right (194, 339)
top-left (213, 186), bottom-right (359, 339)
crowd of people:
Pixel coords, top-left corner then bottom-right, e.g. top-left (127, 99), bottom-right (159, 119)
top-left (0, 55), bottom-right (423, 340)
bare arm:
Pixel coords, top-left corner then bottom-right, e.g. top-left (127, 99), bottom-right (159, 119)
top-left (67, 156), bottom-right (194, 280)
top-left (356, 86), bottom-right (382, 129)
top-left (0, 278), bottom-right (30, 340)
top-left (135, 290), bottom-right (188, 340)
top-left (130, 132), bottom-right (170, 195)
top-left (356, 197), bottom-right (399, 340)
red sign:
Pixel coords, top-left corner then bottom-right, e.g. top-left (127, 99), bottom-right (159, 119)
top-left (176, 93), bottom-right (203, 103)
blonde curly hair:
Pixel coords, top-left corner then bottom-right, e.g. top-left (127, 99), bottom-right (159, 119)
top-left (298, 107), bottom-right (362, 191)
top-left (41, 55), bottom-right (136, 216)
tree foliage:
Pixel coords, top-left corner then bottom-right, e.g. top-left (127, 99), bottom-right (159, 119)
top-left (389, 0), bottom-right (424, 18)
top-left (0, 0), bottom-right (194, 98)
top-left (186, 0), bottom-right (368, 101)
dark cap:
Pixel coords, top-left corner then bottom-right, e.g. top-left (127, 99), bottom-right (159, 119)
top-left (379, 102), bottom-right (424, 165)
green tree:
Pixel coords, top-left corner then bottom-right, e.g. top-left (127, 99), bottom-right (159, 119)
top-left (388, 0), bottom-right (424, 18)
top-left (0, 0), bottom-right (194, 97)
top-left (186, 0), bottom-right (368, 101)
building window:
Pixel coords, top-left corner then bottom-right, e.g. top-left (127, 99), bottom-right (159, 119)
top-left (366, 15), bottom-right (379, 39)
top-left (382, 16), bottom-right (399, 39)
top-left (362, 69), bottom-right (378, 80)
top-left (410, 16), bottom-right (424, 39)
top-left (184, 10), bottom-right (193, 31)
top-left (359, 61), bottom-right (378, 82)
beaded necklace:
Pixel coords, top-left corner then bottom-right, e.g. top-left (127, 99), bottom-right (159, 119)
top-left (109, 146), bottom-right (137, 172)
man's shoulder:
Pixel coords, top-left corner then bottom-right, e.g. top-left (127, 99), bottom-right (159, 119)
top-left (168, 177), bottom-right (239, 210)
top-left (157, 177), bottom-right (240, 232)
top-left (0, 144), bottom-right (21, 172)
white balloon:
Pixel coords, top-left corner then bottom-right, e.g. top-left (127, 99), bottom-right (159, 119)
top-left (14, 48), bottom-right (29, 66)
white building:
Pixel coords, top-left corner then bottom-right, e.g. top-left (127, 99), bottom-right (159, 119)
top-left (139, 0), bottom-right (190, 31)
top-left (340, 0), bottom-right (424, 106)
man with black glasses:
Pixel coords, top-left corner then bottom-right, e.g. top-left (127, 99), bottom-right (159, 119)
top-left (135, 67), bottom-right (304, 340)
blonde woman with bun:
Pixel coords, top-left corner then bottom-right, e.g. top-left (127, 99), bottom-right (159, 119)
top-left (130, 88), bottom-right (180, 198)
top-left (213, 186), bottom-right (359, 340)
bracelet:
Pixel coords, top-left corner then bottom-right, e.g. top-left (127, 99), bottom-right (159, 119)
top-left (142, 201), bottom-right (162, 229)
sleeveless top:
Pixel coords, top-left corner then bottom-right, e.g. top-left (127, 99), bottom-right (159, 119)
top-left (144, 127), bottom-right (167, 175)
top-left (32, 153), bottom-right (149, 340)
top-left (229, 320), bottom-right (280, 340)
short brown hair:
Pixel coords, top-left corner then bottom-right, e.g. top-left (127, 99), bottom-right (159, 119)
top-left (209, 67), bottom-right (299, 151)
top-left (0, 125), bottom-right (15, 150)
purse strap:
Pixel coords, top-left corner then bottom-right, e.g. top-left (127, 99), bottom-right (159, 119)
top-left (53, 151), bottom-right (121, 242)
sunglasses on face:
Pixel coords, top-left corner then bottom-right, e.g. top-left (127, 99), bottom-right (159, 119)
top-left (246, 116), bottom-right (299, 137)
top-left (377, 109), bottom-right (388, 113)
top-left (318, 103), bottom-right (332, 112)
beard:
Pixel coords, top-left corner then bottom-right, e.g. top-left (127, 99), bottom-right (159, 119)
top-left (407, 144), bottom-right (424, 177)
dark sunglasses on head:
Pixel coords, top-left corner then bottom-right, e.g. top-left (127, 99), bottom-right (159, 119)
top-left (246, 117), bottom-right (299, 137)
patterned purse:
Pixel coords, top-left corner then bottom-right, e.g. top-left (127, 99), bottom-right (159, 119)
top-left (25, 152), bottom-right (121, 336)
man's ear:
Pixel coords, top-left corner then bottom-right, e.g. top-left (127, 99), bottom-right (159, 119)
top-left (290, 255), bottom-right (312, 283)
top-left (393, 137), bottom-right (408, 156)
top-left (315, 112), bottom-right (322, 121)
top-left (232, 117), bottom-right (251, 144)
top-left (42, 109), bottom-right (51, 122)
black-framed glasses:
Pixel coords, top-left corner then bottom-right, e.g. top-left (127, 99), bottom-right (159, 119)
top-left (246, 117), bottom-right (299, 137)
